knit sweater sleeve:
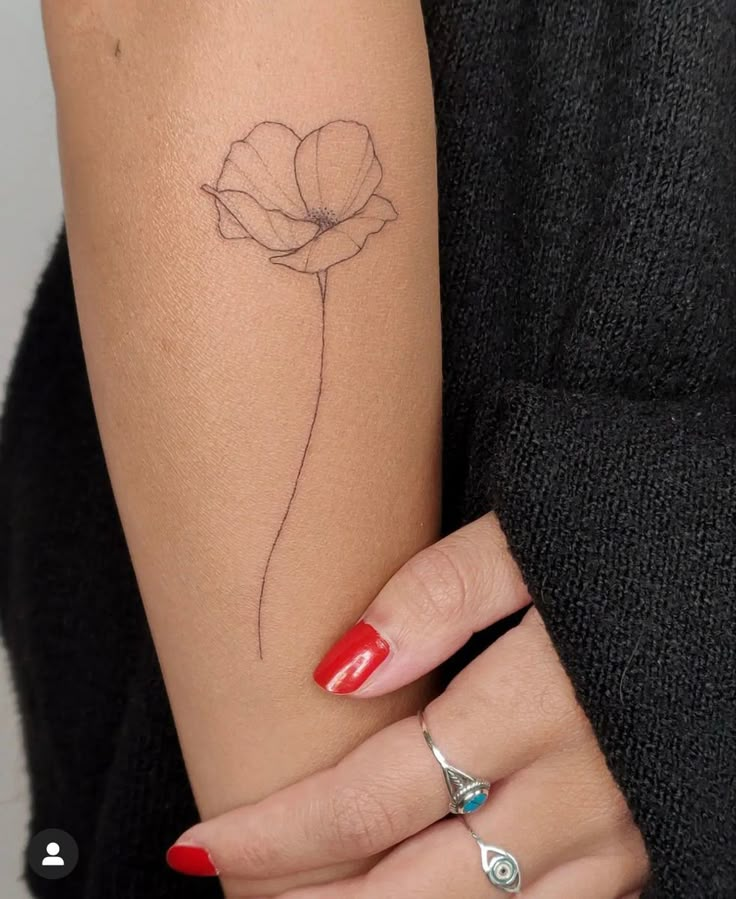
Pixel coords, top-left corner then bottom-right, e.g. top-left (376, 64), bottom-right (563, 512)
top-left (424, 3), bottom-right (736, 895)
top-left (464, 385), bottom-right (735, 897)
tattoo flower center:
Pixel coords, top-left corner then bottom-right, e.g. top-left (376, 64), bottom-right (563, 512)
top-left (309, 207), bottom-right (340, 231)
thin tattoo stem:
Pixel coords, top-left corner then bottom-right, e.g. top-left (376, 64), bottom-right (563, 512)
top-left (256, 271), bottom-right (328, 658)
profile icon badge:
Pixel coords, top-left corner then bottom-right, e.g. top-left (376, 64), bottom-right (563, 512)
top-left (27, 829), bottom-right (78, 880)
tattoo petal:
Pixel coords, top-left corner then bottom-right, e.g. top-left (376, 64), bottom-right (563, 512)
top-left (219, 122), bottom-right (307, 219)
top-left (271, 195), bottom-right (397, 273)
top-left (213, 198), bottom-right (250, 240)
top-left (203, 187), bottom-right (318, 252)
top-left (295, 121), bottom-right (383, 225)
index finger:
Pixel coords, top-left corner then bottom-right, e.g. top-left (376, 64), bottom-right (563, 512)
top-left (169, 714), bottom-right (441, 879)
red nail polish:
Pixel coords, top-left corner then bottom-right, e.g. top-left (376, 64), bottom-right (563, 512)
top-left (313, 621), bottom-right (390, 694)
top-left (166, 844), bottom-right (218, 876)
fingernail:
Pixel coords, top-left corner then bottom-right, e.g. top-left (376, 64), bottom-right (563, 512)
top-left (166, 843), bottom-right (218, 876)
top-left (313, 621), bottom-right (390, 694)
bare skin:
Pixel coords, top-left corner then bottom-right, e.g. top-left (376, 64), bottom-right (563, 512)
top-left (42, 2), bottom-right (440, 894)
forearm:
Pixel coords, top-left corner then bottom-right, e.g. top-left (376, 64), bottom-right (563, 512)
top-left (43, 0), bottom-right (440, 892)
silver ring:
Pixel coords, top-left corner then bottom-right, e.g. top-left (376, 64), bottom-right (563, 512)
top-left (418, 710), bottom-right (491, 815)
top-left (465, 824), bottom-right (522, 894)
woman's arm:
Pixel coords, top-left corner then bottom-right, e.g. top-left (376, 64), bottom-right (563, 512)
top-left (42, 1), bottom-right (440, 893)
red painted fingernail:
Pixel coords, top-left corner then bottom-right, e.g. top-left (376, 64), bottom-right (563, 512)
top-left (166, 844), bottom-right (218, 876)
top-left (313, 621), bottom-right (390, 694)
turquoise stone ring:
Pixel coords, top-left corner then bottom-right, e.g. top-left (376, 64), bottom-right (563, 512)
top-left (418, 711), bottom-right (492, 816)
top-left (462, 793), bottom-right (488, 814)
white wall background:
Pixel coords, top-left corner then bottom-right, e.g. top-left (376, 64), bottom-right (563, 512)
top-left (0, 2), bottom-right (63, 896)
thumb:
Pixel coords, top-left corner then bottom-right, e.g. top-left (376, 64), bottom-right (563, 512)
top-left (312, 513), bottom-right (530, 697)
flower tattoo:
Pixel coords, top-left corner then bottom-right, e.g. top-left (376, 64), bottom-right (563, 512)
top-left (202, 120), bottom-right (397, 658)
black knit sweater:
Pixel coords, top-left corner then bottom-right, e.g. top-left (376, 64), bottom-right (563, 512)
top-left (1, 2), bottom-right (734, 897)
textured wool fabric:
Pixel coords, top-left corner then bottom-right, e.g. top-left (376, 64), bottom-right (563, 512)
top-left (1, 1), bottom-right (734, 897)
top-left (429, 3), bottom-right (736, 895)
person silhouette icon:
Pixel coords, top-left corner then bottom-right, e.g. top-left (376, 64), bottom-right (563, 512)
top-left (28, 828), bottom-right (78, 879)
top-left (41, 842), bottom-right (65, 866)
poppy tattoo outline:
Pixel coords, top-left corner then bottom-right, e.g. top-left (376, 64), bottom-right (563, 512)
top-left (202, 120), bottom-right (397, 658)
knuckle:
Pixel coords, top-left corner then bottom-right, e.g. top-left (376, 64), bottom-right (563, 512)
top-left (588, 790), bottom-right (633, 844)
top-left (562, 750), bottom-right (635, 838)
top-left (605, 779), bottom-right (637, 831)
top-left (327, 784), bottom-right (401, 856)
top-left (535, 679), bottom-right (583, 743)
top-left (229, 829), bottom-right (274, 874)
top-left (512, 613), bottom-right (584, 742)
top-left (402, 543), bottom-right (470, 623)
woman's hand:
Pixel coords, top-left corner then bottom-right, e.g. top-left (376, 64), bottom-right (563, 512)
top-left (167, 514), bottom-right (650, 897)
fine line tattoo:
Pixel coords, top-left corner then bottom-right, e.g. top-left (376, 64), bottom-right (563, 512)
top-left (202, 120), bottom-right (397, 658)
